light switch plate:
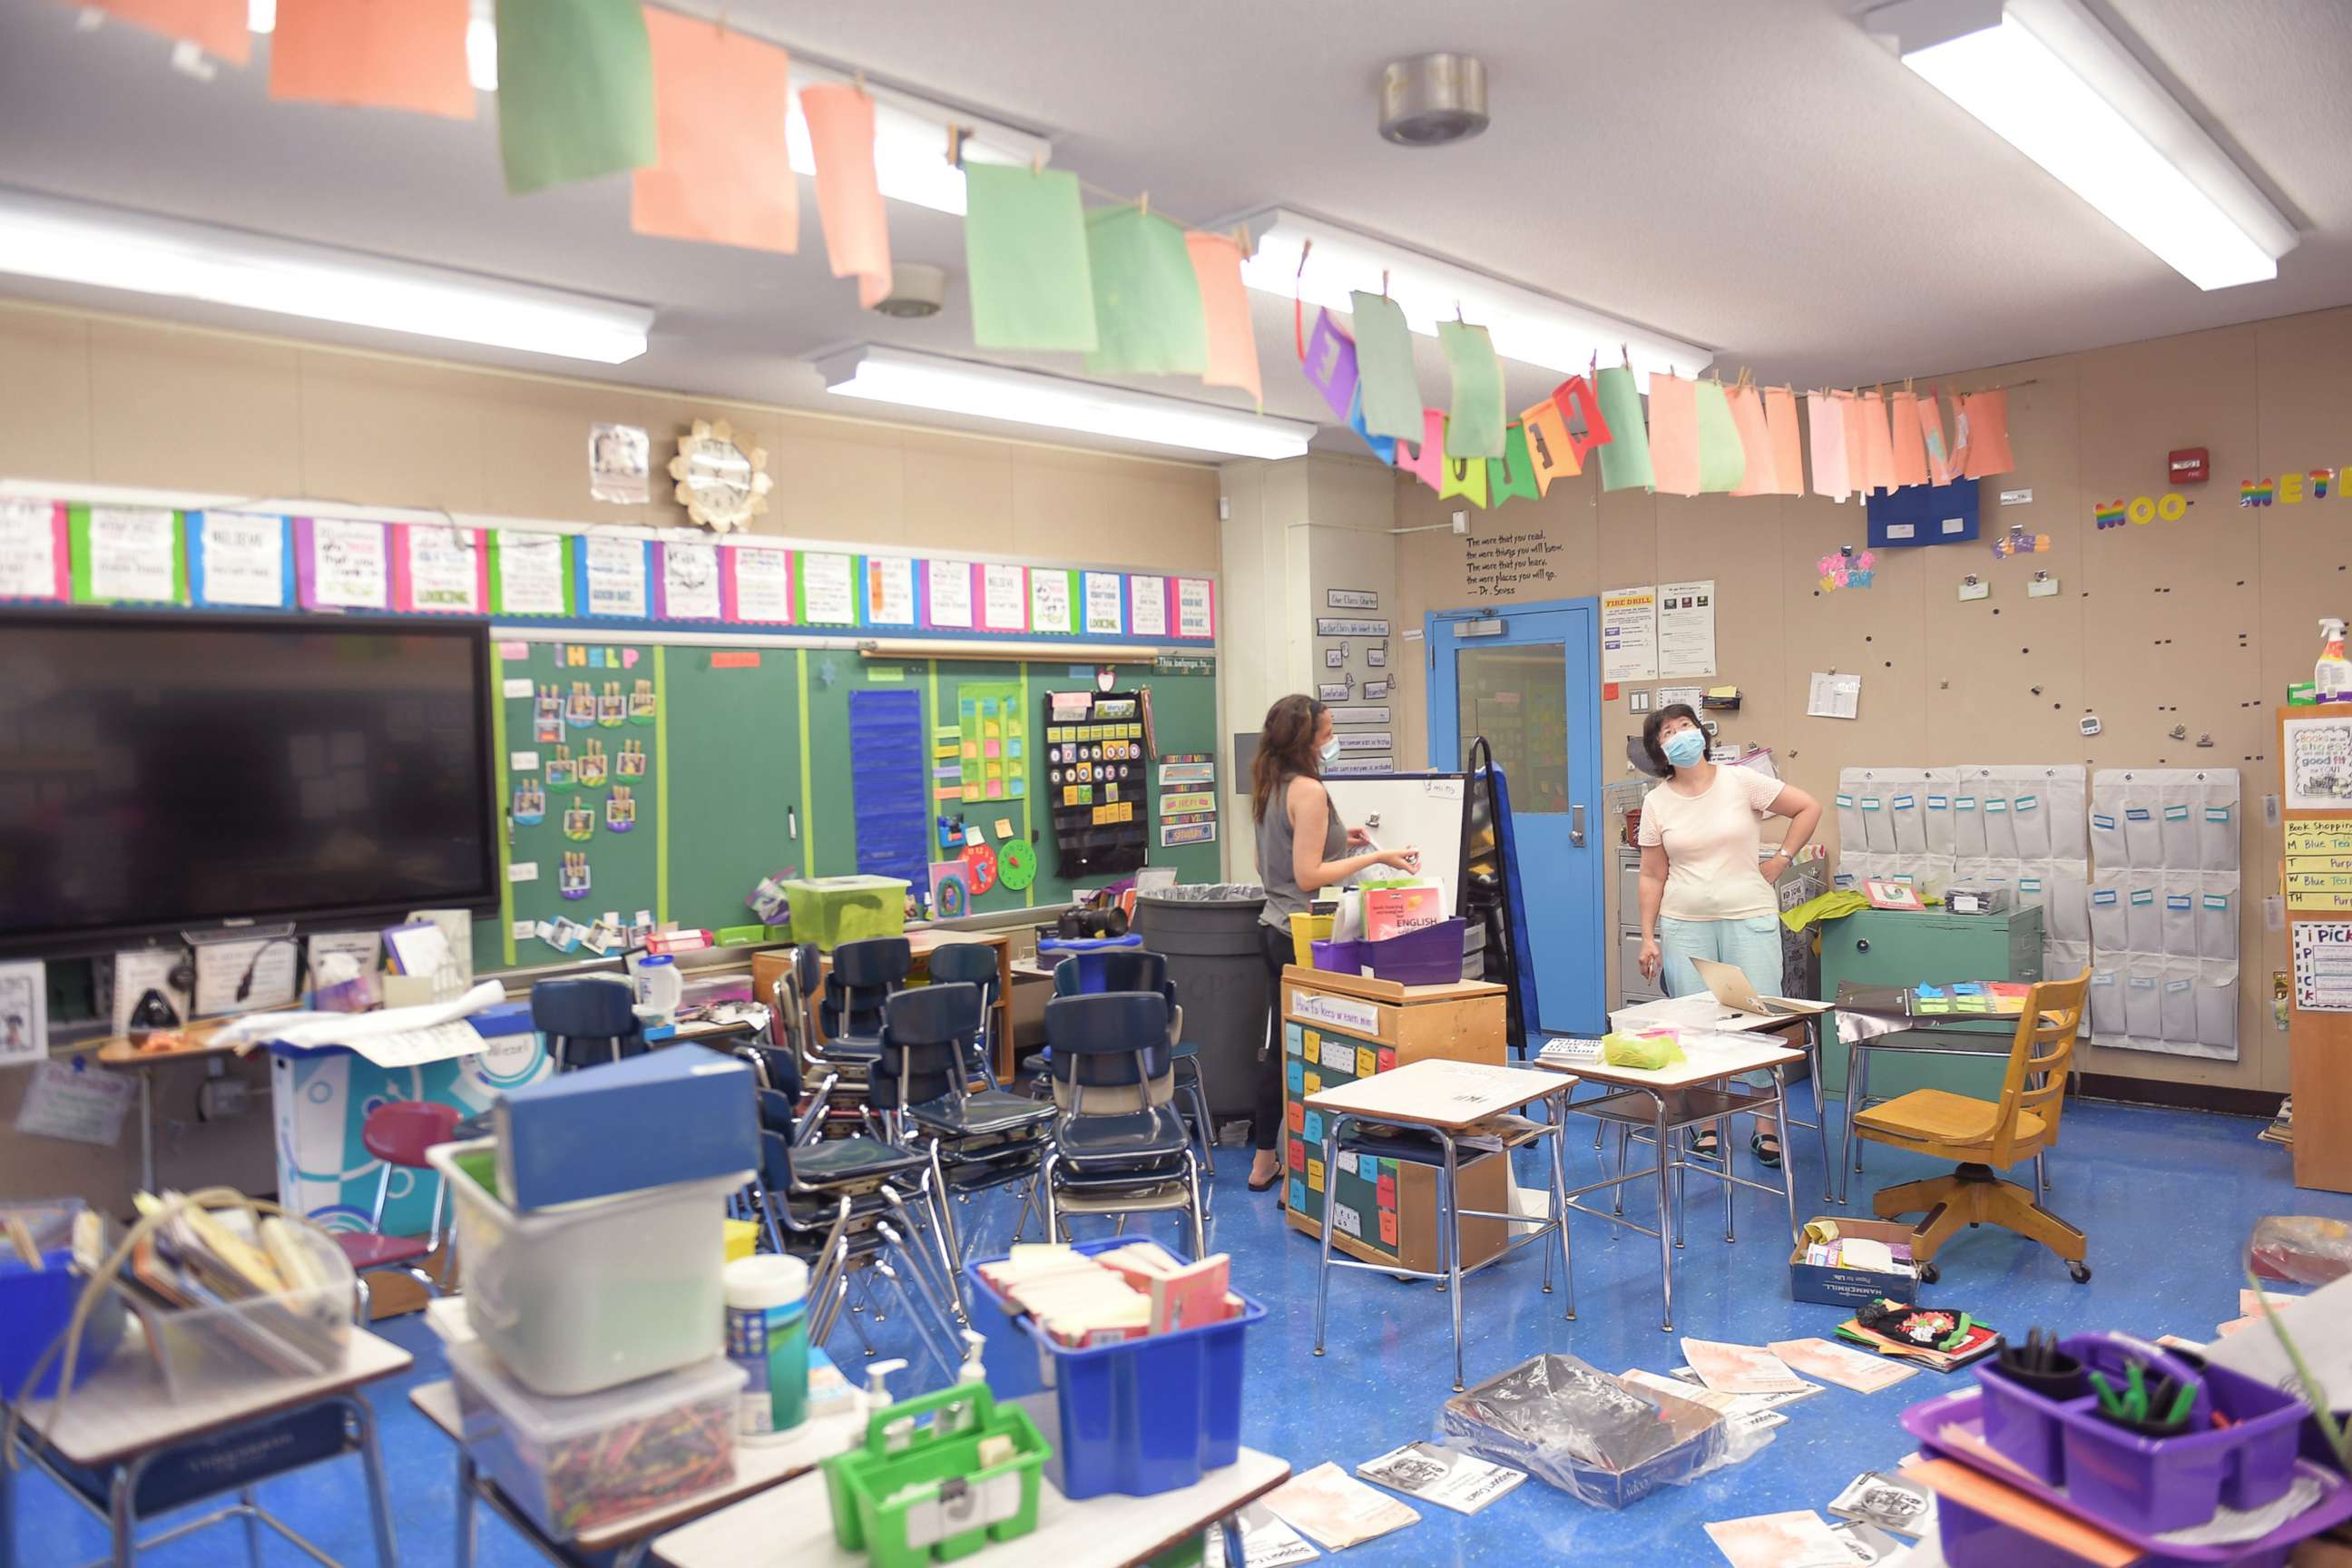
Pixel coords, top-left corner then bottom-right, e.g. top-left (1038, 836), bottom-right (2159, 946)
top-left (2026, 576), bottom-right (2061, 597)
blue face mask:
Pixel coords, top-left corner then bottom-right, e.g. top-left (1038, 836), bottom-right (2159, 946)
top-left (1319, 737), bottom-right (1343, 765)
top-left (1662, 729), bottom-right (1707, 769)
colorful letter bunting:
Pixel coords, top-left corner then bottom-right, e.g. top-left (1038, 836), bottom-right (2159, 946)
top-left (632, 10), bottom-right (795, 252)
top-left (1184, 231), bottom-right (1262, 407)
top-left (1348, 291), bottom-right (1423, 442)
top-left (1084, 205), bottom-right (1208, 377)
top-left (1437, 320), bottom-right (1504, 459)
top-left (1393, 409), bottom-right (1448, 492)
top-left (270, 0), bottom-right (473, 119)
top-left (1647, 372), bottom-right (1700, 495)
top-left (494, 0), bottom-right (657, 196)
top-left (1486, 425), bottom-right (1542, 505)
top-left (800, 81), bottom-right (890, 308)
top-left (1438, 449), bottom-right (1489, 508)
top-left (1519, 392), bottom-right (1580, 494)
top-left (1300, 309), bottom-right (1360, 424)
top-left (1593, 367), bottom-right (1653, 493)
top-left (964, 164), bottom-right (1098, 352)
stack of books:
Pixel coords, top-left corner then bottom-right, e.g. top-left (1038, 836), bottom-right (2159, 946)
top-left (2259, 1095), bottom-right (2293, 1148)
top-left (977, 1242), bottom-right (1238, 1348)
top-left (1803, 1234), bottom-right (1911, 1271)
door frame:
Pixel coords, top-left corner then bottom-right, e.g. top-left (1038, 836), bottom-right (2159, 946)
top-left (1424, 596), bottom-right (1608, 1034)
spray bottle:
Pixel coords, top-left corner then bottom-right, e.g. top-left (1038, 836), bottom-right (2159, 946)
top-left (2320, 619), bottom-right (2351, 701)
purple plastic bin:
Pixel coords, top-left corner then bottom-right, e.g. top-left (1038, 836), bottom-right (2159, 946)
top-left (1363, 918), bottom-right (1466, 985)
top-left (1977, 1363), bottom-right (2073, 1485)
top-left (1937, 1493), bottom-right (2291, 1568)
top-left (1309, 938), bottom-right (1366, 975)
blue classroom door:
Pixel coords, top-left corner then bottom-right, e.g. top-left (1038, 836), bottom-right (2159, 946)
top-left (1426, 601), bottom-right (1606, 1036)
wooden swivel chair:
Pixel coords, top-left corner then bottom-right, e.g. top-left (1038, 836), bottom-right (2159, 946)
top-left (1855, 971), bottom-right (2092, 1285)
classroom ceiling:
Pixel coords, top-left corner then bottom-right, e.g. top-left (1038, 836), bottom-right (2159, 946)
top-left (1, 0), bottom-right (2347, 462)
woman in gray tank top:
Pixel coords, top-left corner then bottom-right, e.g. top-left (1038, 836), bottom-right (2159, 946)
top-left (1247, 694), bottom-right (1419, 1192)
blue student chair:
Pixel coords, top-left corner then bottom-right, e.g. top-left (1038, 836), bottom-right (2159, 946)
top-left (529, 976), bottom-right (643, 1072)
top-left (920, 943), bottom-right (1004, 1089)
top-left (1052, 950), bottom-right (1216, 1192)
top-left (818, 937), bottom-right (912, 1063)
top-left (1040, 991), bottom-right (1206, 1257)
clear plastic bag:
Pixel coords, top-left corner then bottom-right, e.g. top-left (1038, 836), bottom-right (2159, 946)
top-left (1439, 1353), bottom-right (1734, 1510)
top-left (2249, 1216), bottom-right (2352, 1287)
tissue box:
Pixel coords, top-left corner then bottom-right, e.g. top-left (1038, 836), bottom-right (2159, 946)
top-left (494, 1045), bottom-right (758, 1211)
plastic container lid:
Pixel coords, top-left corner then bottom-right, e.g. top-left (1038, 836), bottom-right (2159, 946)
top-left (446, 1339), bottom-right (744, 1446)
top-left (638, 955), bottom-right (676, 970)
top-left (724, 1254), bottom-right (808, 1310)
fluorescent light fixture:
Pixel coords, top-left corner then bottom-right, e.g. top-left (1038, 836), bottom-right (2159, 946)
top-left (1868, 0), bottom-right (2295, 290)
top-left (466, 0), bottom-right (497, 93)
top-left (247, 0), bottom-right (275, 32)
top-left (1237, 207), bottom-right (1710, 381)
top-left (817, 345), bottom-right (1315, 460)
top-left (0, 188), bottom-right (653, 362)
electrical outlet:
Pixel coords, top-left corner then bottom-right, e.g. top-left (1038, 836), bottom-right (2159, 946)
top-left (197, 1078), bottom-right (250, 1122)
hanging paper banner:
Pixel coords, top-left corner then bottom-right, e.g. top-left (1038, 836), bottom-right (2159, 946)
top-left (1082, 571), bottom-right (1124, 636)
top-left (1085, 205), bottom-right (1207, 377)
top-left (1761, 387), bottom-right (1806, 497)
top-left (800, 81), bottom-right (890, 308)
top-left (1889, 390), bottom-right (1929, 488)
top-left (1344, 391), bottom-right (1396, 466)
top-left (1556, 376), bottom-right (1612, 470)
top-left (1029, 569), bottom-right (1075, 635)
top-left (492, 529), bottom-right (573, 616)
top-left (1394, 408), bottom-right (1447, 492)
top-left (1945, 389), bottom-right (1974, 478)
top-left (980, 563), bottom-right (1028, 632)
top-left (1348, 291), bottom-right (1423, 441)
top-left (88, 0), bottom-right (250, 65)
top-left (298, 516), bottom-right (387, 611)
top-left (1486, 425), bottom-right (1541, 505)
top-left (1726, 386), bottom-right (1775, 497)
top-left (0, 499), bottom-right (69, 602)
top-left (1174, 577), bottom-right (1216, 640)
top-left (189, 511), bottom-right (291, 609)
top-left (1918, 388), bottom-right (1955, 485)
top-left (1438, 320), bottom-right (1505, 459)
top-left (1647, 372), bottom-right (1700, 496)
top-left (1519, 392), bottom-right (1579, 495)
top-left (963, 163), bottom-right (1096, 352)
top-left (1300, 309), bottom-right (1360, 425)
top-left (578, 531), bottom-right (650, 619)
top-left (1838, 392), bottom-right (1872, 497)
top-left (494, 0), bottom-right (656, 196)
top-left (1857, 390), bottom-right (1897, 495)
top-left (864, 555), bottom-right (916, 627)
top-left (1593, 367), bottom-right (1653, 493)
top-left (1960, 388), bottom-right (2015, 478)
top-left (270, 0), bottom-right (473, 120)
top-left (1808, 391), bottom-right (1851, 504)
top-left (394, 523), bottom-right (486, 613)
top-left (923, 560), bottom-right (975, 630)
top-left (1439, 450), bottom-right (1489, 508)
top-left (1185, 230), bottom-right (1261, 406)
top-left (655, 539), bottom-right (722, 621)
top-left (1692, 379), bottom-right (1745, 495)
top-left (1130, 574), bottom-right (1170, 639)
top-left (632, 8), bottom-right (795, 252)
top-left (725, 542), bottom-right (793, 623)
top-left (798, 550), bottom-right (858, 626)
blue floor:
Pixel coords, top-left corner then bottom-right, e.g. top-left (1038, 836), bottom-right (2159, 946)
top-left (14, 1087), bottom-right (2346, 1566)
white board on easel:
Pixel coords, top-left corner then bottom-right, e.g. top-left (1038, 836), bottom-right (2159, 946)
top-left (1320, 772), bottom-right (1471, 916)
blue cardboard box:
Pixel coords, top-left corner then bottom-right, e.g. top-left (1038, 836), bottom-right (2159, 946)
top-left (493, 1044), bottom-right (758, 1211)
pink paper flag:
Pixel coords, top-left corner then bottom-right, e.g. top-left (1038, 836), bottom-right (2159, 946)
top-left (1393, 409), bottom-right (1447, 493)
top-left (801, 83), bottom-right (890, 308)
top-left (1647, 372), bottom-right (1700, 496)
top-left (1184, 231), bottom-right (1261, 408)
top-left (1727, 386), bottom-right (1776, 496)
top-left (1857, 390), bottom-right (1897, 495)
top-left (1807, 392), bottom-right (1850, 503)
top-left (1761, 387), bottom-right (1805, 496)
top-left (1839, 393), bottom-right (1872, 496)
top-left (1889, 391), bottom-right (1929, 489)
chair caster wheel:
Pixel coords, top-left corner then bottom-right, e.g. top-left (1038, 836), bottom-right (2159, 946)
top-left (2068, 1260), bottom-right (2092, 1283)
top-left (1968, 1221), bottom-right (1980, 1229)
top-left (1917, 1261), bottom-right (1940, 1285)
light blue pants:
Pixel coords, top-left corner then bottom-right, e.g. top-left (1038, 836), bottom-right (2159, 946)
top-left (1657, 913), bottom-right (1784, 1097)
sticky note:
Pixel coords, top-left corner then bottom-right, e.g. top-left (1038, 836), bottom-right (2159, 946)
top-left (993, 818), bottom-right (1014, 840)
top-left (1285, 1024), bottom-right (1304, 1056)
top-left (508, 861), bottom-right (538, 882)
top-left (1377, 1048), bottom-right (1396, 1073)
top-left (1307, 1159), bottom-right (1325, 1193)
top-left (1356, 1046), bottom-right (1377, 1077)
top-left (1379, 1210), bottom-right (1397, 1246)
top-left (1287, 1060), bottom-right (1304, 1093)
top-left (1303, 1111), bottom-right (1323, 1144)
top-left (502, 677), bottom-right (534, 699)
top-left (510, 750), bottom-right (540, 771)
top-left (1303, 1072), bottom-right (1320, 1095)
top-left (1301, 1029), bottom-right (1318, 1056)
top-left (1290, 1178), bottom-right (1308, 1210)
top-left (1377, 1173), bottom-right (1396, 1207)
top-left (1288, 1101), bottom-right (1304, 1132)
top-left (1288, 1141), bottom-right (1306, 1171)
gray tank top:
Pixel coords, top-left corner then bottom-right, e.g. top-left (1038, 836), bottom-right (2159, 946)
top-left (1256, 772), bottom-right (1348, 928)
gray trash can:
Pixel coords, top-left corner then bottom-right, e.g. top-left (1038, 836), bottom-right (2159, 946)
top-left (1132, 885), bottom-right (1269, 1128)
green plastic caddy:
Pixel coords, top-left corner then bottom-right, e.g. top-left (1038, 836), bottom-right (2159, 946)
top-left (821, 1385), bottom-right (1048, 1566)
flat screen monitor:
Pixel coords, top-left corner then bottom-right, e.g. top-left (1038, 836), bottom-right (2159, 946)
top-left (0, 612), bottom-right (497, 955)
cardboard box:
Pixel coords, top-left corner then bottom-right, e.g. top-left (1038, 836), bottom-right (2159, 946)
top-left (1788, 1218), bottom-right (1919, 1308)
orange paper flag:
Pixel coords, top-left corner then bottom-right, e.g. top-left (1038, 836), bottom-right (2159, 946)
top-left (1519, 393), bottom-right (1580, 494)
top-left (801, 82), bottom-right (890, 308)
top-left (632, 10), bottom-right (795, 252)
top-left (1917, 390), bottom-right (1955, 485)
top-left (1808, 392), bottom-right (1850, 504)
top-left (1838, 392), bottom-right (1869, 495)
top-left (1857, 389), bottom-right (1897, 495)
top-left (270, 0), bottom-right (472, 118)
top-left (83, 0), bottom-right (249, 64)
top-left (1184, 231), bottom-right (1260, 407)
top-left (1761, 387), bottom-right (1804, 496)
top-left (1647, 372), bottom-right (1700, 496)
top-left (1393, 409), bottom-right (1447, 493)
top-left (1726, 386), bottom-right (1776, 496)
top-left (1889, 391), bottom-right (1928, 488)
top-left (1960, 388), bottom-right (2015, 478)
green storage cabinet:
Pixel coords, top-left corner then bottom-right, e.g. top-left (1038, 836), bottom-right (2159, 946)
top-left (1818, 906), bottom-right (2043, 1102)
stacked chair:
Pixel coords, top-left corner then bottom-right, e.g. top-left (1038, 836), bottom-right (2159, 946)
top-left (1050, 950), bottom-right (1216, 1192)
top-left (1039, 991), bottom-right (1209, 1257)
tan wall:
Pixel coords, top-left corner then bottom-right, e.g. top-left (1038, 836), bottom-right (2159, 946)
top-left (1393, 304), bottom-right (2352, 1096)
top-left (0, 301), bottom-right (1221, 571)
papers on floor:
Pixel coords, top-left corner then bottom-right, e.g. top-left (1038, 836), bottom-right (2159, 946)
top-left (1203, 1503), bottom-right (1318, 1568)
top-left (1621, 1368), bottom-right (1788, 1448)
top-left (1670, 1366), bottom-right (1822, 1411)
top-left (209, 979), bottom-right (506, 1056)
top-left (1262, 1462), bottom-right (1419, 1551)
top-left (1829, 1470), bottom-right (1939, 1539)
top-left (1827, 1520), bottom-right (1904, 1563)
top-left (1704, 1509), bottom-right (1854, 1568)
top-left (1767, 1337), bottom-right (1920, 1394)
top-left (1354, 1443), bottom-right (1525, 1514)
top-left (1681, 1338), bottom-right (1818, 1396)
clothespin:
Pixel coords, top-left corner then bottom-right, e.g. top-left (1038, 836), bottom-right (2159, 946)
top-left (1621, 342), bottom-right (1632, 369)
top-left (946, 123), bottom-right (965, 170)
top-left (1138, 191), bottom-right (1149, 218)
top-left (1381, 269), bottom-right (1390, 298)
top-left (1454, 300), bottom-right (1464, 323)
top-left (1295, 237), bottom-right (1313, 277)
top-left (854, 68), bottom-right (868, 97)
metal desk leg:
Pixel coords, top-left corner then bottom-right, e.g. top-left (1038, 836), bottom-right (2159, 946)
top-left (1718, 1111), bottom-right (1735, 1243)
top-left (1219, 1514), bottom-right (1247, 1564)
top-left (239, 1487), bottom-right (266, 1567)
top-left (456, 1450), bottom-right (480, 1568)
top-left (108, 1465), bottom-right (136, 1568)
top-left (1652, 1093), bottom-right (1675, 1332)
top-left (1772, 1067), bottom-right (1798, 1243)
top-left (350, 1392), bottom-right (399, 1567)
top-left (1547, 1094), bottom-right (1576, 1320)
top-left (1808, 1017), bottom-right (1835, 1203)
top-left (1441, 1133), bottom-right (1465, 1392)
top-left (1840, 1036), bottom-right (1866, 1205)
top-left (1, 1421), bottom-right (16, 1568)
top-left (139, 1071), bottom-right (155, 1195)
top-left (1311, 1118), bottom-right (1338, 1360)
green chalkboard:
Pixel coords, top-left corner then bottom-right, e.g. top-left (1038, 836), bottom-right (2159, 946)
top-left (474, 640), bottom-right (1221, 975)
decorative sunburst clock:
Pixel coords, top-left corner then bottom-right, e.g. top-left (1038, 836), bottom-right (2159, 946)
top-left (667, 419), bottom-right (772, 532)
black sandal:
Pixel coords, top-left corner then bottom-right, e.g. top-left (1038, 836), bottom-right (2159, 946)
top-left (1688, 1128), bottom-right (1720, 1157)
top-left (1751, 1131), bottom-right (1783, 1168)
top-left (1248, 1163), bottom-right (1282, 1192)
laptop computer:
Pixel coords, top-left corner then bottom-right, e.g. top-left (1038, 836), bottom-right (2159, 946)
top-left (1689, 956), bottom-right (1831, 1021)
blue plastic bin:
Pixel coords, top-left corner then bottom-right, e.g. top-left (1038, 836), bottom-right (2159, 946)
top-left (0, 1249), bottom-right (119, 1401)
top-left (964, 1238), bottom-right (1263, 1500)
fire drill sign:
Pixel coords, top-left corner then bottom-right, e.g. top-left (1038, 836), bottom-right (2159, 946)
top-left (2290, 920), bottom-right (2352, 1012)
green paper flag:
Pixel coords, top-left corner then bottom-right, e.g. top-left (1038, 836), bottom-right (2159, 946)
top-left (1084, 206), bottom-right (1208, 376)
top-left (1594, 366), bottom-right (1654, 492)
top-left (1487, 424), bottom-right (1541, 504)
top-left (1349, 291), bottom-right (1423, 442)
top-left (1438, 320), bottom-right (1505, 458)
top-left (1693, 379), bottom-right (1747, 494)
top-left (964, 164), bottom-right (1097, 352)
top-left (494, 0), bottom-right (657, 196)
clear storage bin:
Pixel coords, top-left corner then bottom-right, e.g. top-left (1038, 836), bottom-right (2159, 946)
top-left (147, 1220), bottom-right (355, 1400)
top-left (427, 1140), bottom-right (741, 1397)
top-left (447, 1340), bottom-right (742, 1541)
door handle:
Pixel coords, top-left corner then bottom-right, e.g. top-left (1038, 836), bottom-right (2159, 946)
top-left (1571, 804), bottom-right (1586, 848)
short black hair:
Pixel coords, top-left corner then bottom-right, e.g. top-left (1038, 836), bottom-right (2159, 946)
top-left (1641, 703), bottom-right (1704, 775)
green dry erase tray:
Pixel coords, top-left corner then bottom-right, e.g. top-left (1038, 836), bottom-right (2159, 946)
top-left (821, 1383), bottom-right (1048, 1568)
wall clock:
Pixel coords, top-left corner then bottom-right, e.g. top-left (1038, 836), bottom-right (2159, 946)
top-left (667, 418), bottom-right (773, 532)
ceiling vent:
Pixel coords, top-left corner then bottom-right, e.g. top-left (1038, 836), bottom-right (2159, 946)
top-left (869, 262), bottom-right (947, 318)
top-left (1377, 53), bottom-right (1489, 147)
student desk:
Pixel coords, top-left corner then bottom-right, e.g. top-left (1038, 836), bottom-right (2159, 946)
top-left (2, 1327), bottom-right (410, 1568)
top-left (649, 1394), bottom-right (1290, 1568)
top-left (410, 1378), bottom-right (864, 1568)
top-left (1536, 1034), bottom-right (1802, 1332)
top-left (1607, 991), bottom-right (1837, 1201)
top-left (1304, 1058), bottom-right (1578, 1391)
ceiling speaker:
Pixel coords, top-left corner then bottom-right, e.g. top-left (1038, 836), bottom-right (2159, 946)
top-left (1378, 53), bottom-right (1489, 147)
top-left (870, 262), bottom-right (947, 318)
